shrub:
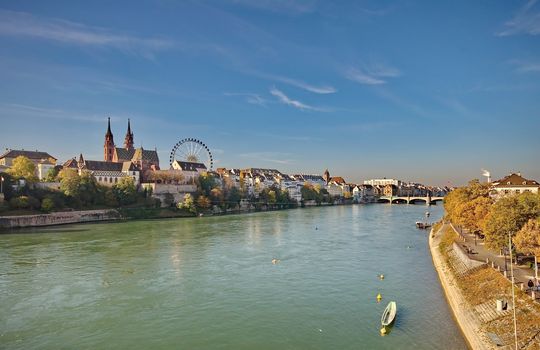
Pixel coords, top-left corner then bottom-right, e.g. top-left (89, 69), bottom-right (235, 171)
top-left (41, 198), bottom-right (55, 212)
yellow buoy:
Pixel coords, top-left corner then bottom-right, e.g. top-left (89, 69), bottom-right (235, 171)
top-left (376, 293), bottom-right (382, 302)
top-left (379, 274), bottom-right (384, 280)
top-left (380, 327), bottom-right (387, 335)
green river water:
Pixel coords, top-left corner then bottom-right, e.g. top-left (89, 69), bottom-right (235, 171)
top-left (0, 204), bottom-right (467, 349)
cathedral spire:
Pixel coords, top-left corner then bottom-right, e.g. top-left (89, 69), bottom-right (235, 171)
top-left (124, 118), bottom-right (134, 150)
top-left (104, 117), bottom-right (115, 162)
top-left (106, 117), bottom-right (113, 137)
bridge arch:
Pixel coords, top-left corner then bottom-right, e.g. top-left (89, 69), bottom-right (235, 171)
top-left (409, 198), bottom-right (428, 205)
top-left (378, 198), bottom-right (391, 204)
top-left (392, 198), bottom-right (408, 204)
top-left (430, 198), bottom-right (444, 205)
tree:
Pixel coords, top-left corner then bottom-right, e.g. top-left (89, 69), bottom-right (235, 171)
top-left (177, 193), bottom-right (196, 214)
top-left (41, 197), bottom-right (55, 212)
top-left (457, 196), bottom-right (493, 233)
top-left (515, 218), bottom-right (540, 257)
top-left (268, 190), bottom-right (277, 206)
top-left (198, 173), bottom-right (217, 196)
top-left (59, 168), bottom-right (81, 197)
top-left (43, 167), bottom-right (59, 182)
top-left (7, 156), bottom-right (38, 183)
top-left (79, 171), bottom-right (100, 206)
top-left (226, 187), bottom-right (242, 209)
top-left (514, 218), bottom-right (540, 284)
top-left (196, 195), bottom-right (211, 210)
top-left (113, 177), bottom-right (137, 205)
top-left (483, 192), bottom-right (540, 250)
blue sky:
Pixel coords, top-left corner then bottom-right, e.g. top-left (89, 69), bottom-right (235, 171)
top-left (0, 0), bottom-right (539, 186)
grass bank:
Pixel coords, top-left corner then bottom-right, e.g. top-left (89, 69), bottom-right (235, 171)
top-left (433, 224), bottom-right (540, 349)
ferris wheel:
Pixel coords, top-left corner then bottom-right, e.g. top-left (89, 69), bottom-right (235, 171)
top-left (169, 138), bottom-right (213, 170)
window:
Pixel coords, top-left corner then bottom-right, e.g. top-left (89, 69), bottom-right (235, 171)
top-left (98, 177), bottom-right (102, 182)
top-left (504, 190), bottom-right (510, 194)
top-left (115, 178), bottom-right (118, 183)
top-left (109, 177), bottom-right (112, 183)
top-left (515, 190), bottom-right (520, 194)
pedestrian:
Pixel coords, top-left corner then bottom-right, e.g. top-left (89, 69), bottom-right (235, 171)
top-left (528, 279), bottom-right (534, 290)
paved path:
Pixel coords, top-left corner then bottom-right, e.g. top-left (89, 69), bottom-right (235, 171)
top-left (429, 223), bottom-right (493, 350)
top-left (450, 223), bottom-right (539, 301)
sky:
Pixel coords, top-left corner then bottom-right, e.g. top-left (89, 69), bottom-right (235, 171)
top-left (0, 0), bottom-right (539, 186)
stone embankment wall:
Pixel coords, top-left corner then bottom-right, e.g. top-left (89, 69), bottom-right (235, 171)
top-left (0, 209), bottom-right (121, 229)
top-left (451, 242), bottom-right (486, 270)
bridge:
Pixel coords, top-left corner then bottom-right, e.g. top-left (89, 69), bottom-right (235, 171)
top-left (378, 195), bottom-right (445, 205)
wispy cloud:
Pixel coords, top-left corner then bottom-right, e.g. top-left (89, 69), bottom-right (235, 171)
top-left (344, 62), bottom-right (401, 85)
top-left (248, 71), bottom-right (336, 94)
top-left (497, 0), bottom-right (540, 36)
top-left (239, 152), bottom-right (294, 165)
top-left (269, 87), bottom-right (327, 111)
top-left (223, 92), bottom-right (269, 106)
top-left (271, 75), bottom-right (336, 94)
top-left (509, 59), bottom-right (540, 73)
top-left (0, 10), bottom-right (174, 57)
top-left (0, 103), bottom-right (107, 123)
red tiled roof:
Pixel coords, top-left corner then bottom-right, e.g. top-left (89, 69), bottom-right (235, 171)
top-left (493, 173), bottom-right (540, 188)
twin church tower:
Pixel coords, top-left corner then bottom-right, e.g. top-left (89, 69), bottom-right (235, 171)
top-left (104, 118), bottom-right (134, 162)
top-left (102, 118), bottom-right (160, 169)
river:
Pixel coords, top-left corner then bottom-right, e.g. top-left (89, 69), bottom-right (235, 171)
top-left (0, 204), bottom-right (466, 349)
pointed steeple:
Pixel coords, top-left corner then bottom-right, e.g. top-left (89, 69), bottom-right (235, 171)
top-left (104, 117), bottom-right (115, 162)
top-left (323, 169), bottom-right (330, 185)
top-left (106, 117), bottom-right (113, 137)
top-left (124, 118), bottom-right (134, 150)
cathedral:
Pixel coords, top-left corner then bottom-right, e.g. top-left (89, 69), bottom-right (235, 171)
top-left (103, 118), bottom-right (160, 170)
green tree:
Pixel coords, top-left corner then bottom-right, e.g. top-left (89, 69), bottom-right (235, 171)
top-left (59, 168), bottom-right (81, 197)
top-left (104, 188), bottom-right (119, 207)
top-left (43, 167), bottom-right (59, 182)
top-left (226, 187), bottom-right (242, 209)
top-left (7, 156), bottom-right (38, 183)
top-left (198, 173), bottom-right (217, 196)
top-left (79, 171), bottom-right (100, 206)
top-left (41, 197), bottom-right (55, 212)
top-left (483, 192), bottom-right (540, 250)
top-left (268, 190), bottom-right (277, 206)
top-left (113, 177), bottom-right (137, 205)
top-left (9, 196), bottom-right (29, 209)
top-left (177, 193), bottom-right (196, 214)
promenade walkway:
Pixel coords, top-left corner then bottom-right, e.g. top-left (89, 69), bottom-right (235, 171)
top-left (450, 223), bottom-right (539, 302)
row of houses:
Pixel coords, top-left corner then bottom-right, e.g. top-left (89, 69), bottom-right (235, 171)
top-left (0, 147), bottom-right (453, 205)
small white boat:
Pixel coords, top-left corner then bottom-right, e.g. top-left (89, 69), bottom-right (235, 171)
top-left (381, 301), bottom-right (397, 327)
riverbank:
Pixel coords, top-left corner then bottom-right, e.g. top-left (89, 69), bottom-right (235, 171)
top-left (429, 223), bottom-right (492, 350)
top-left (430, 223), bottom-right (540, 349)
top-left (0, 201), bottom-right (358, 231)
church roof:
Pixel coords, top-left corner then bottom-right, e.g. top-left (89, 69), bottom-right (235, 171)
top-left (132, 148), bottom-right (159, 164)
top-left (122, 161), bottom-right (137, 172)
top-left (63, 158), bottom-right (79, 168)
top-left (83, 160), bottom-right (124, 172)
top-left (115, 147), bottom-right (136, 161)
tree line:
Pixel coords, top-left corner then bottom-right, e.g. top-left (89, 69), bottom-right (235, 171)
top-left (444, 179), bottom-right (540, 260)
